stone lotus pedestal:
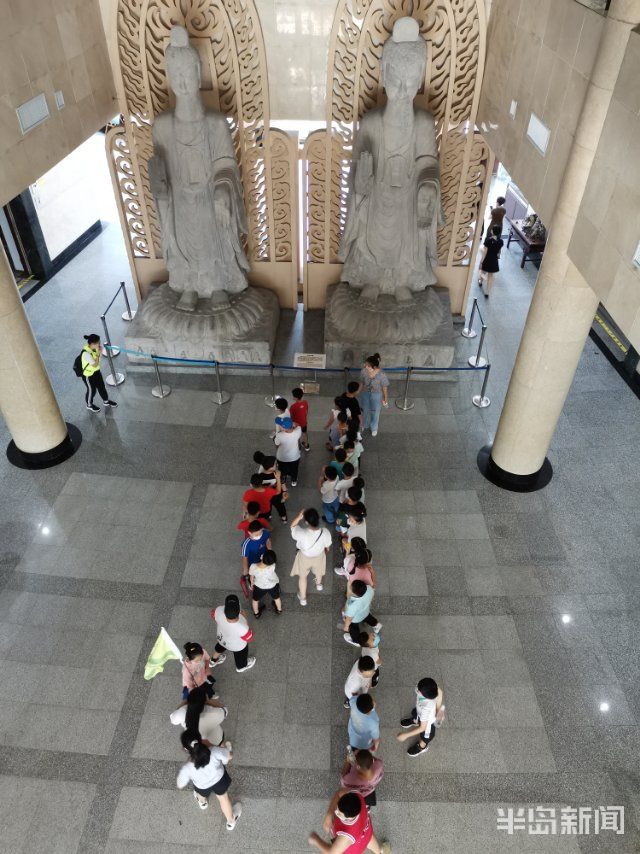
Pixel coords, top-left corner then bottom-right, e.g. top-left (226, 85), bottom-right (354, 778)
top-left (124, 282), bottom-right (279, 365)
top-left (324, 282), bottom-right (455, 370)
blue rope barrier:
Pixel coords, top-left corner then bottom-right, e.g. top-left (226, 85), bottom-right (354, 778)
top-left (105, 343), bottom-right (488, 373)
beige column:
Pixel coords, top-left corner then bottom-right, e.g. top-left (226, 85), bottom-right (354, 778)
top-left (0, 244), bottom-right (69, 457)
top-left (490, 0), bottom-right (640, 479)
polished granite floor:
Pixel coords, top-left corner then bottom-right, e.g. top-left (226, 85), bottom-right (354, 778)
top-left (0, 222), bottom-right (639, 852)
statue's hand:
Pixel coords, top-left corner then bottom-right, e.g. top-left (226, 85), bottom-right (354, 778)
top-left (417, 182), bottom-right (437, 228)
top-left (216, 203), bottom-right (230, 227)
top-left (149, 154), bottom-right (169, 199)
top-left (214, 186), bottom-right (231, 227)
top-left (354, 151), bottom-right (373, 196)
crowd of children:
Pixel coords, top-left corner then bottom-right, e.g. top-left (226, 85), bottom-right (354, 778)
top-left (171, 374), bottom-right (445, 849)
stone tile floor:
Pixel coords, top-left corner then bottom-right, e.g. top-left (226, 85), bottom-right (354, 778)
top-left (0, 222), bottom-right (638, 851)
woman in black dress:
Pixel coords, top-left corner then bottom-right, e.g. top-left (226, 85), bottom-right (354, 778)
top-left (478, 224), bottom-right (504, 297)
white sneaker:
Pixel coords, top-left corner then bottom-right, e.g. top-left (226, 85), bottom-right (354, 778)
top-left (297, 594), bottom-right (307, 606)
top-left (343, 633), bottom-right (359, 647)
top-left (373, 622), bottom-right (383, 634)
top-left (227, 802), bottom-right (242, 830)
top-left (371, 430), bottom-right (378, 437)
top-left (193, 791), bottom-right (208, 810)
top-left (291, 481), bottom-right (297, 486)
top-left (224, 740), bottom-right (233, 751)
top-left (334, 566), bottom-right (345, 576)
top-left (316, 583), bottom-right (323, 591)
top-left (210, 654), bottom-right (226, 668)
top-left (236, 656), bottom-right (256, 673)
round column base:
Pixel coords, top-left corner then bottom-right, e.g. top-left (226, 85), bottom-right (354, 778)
top-left (7, 422), bottom-right (82, 470)
top-left (477, 444), bottom-right (553, 493)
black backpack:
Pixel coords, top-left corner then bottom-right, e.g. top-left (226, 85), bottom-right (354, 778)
top-left (73, 352), bottom-right (84, 378)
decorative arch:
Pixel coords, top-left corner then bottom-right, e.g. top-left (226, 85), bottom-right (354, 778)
top-left (108, 0), bottom-right (298, 307)
top-left (303, 0), bottom-right (491, 312)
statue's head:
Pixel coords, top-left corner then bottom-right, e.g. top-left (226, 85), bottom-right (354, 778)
top-left (165, 26), bottom-right (201, 96)
top-left (381, 17), bottom-right (427, 101)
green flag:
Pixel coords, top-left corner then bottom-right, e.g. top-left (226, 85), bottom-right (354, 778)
top-left (144, 627), bottom-right (182, 680)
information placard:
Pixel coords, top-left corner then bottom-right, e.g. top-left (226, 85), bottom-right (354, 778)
top-left (293, 353), bottom-right (327, 370)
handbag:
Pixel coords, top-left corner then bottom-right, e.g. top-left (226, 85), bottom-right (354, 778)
top-left (240, 574), bottom-right (251, 599)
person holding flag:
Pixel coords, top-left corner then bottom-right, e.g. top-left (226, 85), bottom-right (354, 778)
top-left (181, 641), bottom-right (217, 701)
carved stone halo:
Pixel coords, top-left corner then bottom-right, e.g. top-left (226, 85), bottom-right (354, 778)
top-left (326, 282), bottom-right (446, 344)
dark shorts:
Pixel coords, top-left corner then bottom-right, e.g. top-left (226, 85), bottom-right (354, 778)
top-left (278, 459), bottom-right (299, 478)
top-left (364, 790), bottom-right (377, 807)
top-left (253, 583), bottom-right (281, 601)
top-left (194, 768), bottom-right (231, 798)
top-left (300, 425), bottom-right (308, 434)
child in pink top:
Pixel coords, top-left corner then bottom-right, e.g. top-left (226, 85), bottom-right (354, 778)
top-left (181, 641), bottom-right (215, 700)
top-left (334, 537), bottom-right (367, 579)
top-left (346, 547), bottom-right (377, 594)
top-left (349, 561), bottom-right (375, 588)
top-left (340, 749), bottom-right (384, 807)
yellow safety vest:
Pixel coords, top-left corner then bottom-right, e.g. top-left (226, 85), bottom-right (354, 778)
top-left (82, 344), bottom-right (100, 377)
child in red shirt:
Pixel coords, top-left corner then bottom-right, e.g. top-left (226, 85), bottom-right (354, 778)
top-left (309, 791), bottom-right (390, 853)
top-left (242, 474), bottom-right (279, 519)
top-left (290, 387), bottom-right (310, 452)
top-left (237, 500), bottom-right (270, 535)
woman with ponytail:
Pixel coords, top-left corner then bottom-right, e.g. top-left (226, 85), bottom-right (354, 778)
top-left (80, 334), bottom-right (118, 412)
top-left (177, 733), bottom-right (242, 829)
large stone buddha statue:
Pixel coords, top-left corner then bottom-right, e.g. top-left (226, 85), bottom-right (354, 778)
top-left (149, 25), bottom-right (249, 308)
top-left (124, 25), bottom-right (279, 364)
top-left (338, 16), bottom-right (444, 302)
top-left (325, 17), bottom-right (454, 368)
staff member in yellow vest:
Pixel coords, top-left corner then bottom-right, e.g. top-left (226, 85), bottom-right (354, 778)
top-left (81, 334), bottom-right (118, 412)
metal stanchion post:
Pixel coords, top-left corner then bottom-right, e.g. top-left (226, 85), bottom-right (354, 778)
top-left (395, 366), bottom-right (415, 410)
top-left (468, 323), bottom-right (488, 368)
top-left (100, 315), bottom-right (125, 386)
top-left (264, 364), bottom-right (276, 407)
top-left (461, 298), bottom-right (478, 339)
top-left (120, 281), bottom-right (137, 321)
top-left (344, 366), bottom-right (349, 388)
top-left (151, 355), bottom-right (170, 398)
top-left (212, 361), bottom-right (231, 405)
top-left (100, 310), bottom-right (120, 358)
top-left (472, 364), bottom-right (491, 408)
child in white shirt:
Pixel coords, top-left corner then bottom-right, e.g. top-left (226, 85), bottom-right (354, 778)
top-left (249, 549), bottom-right (282, 617)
